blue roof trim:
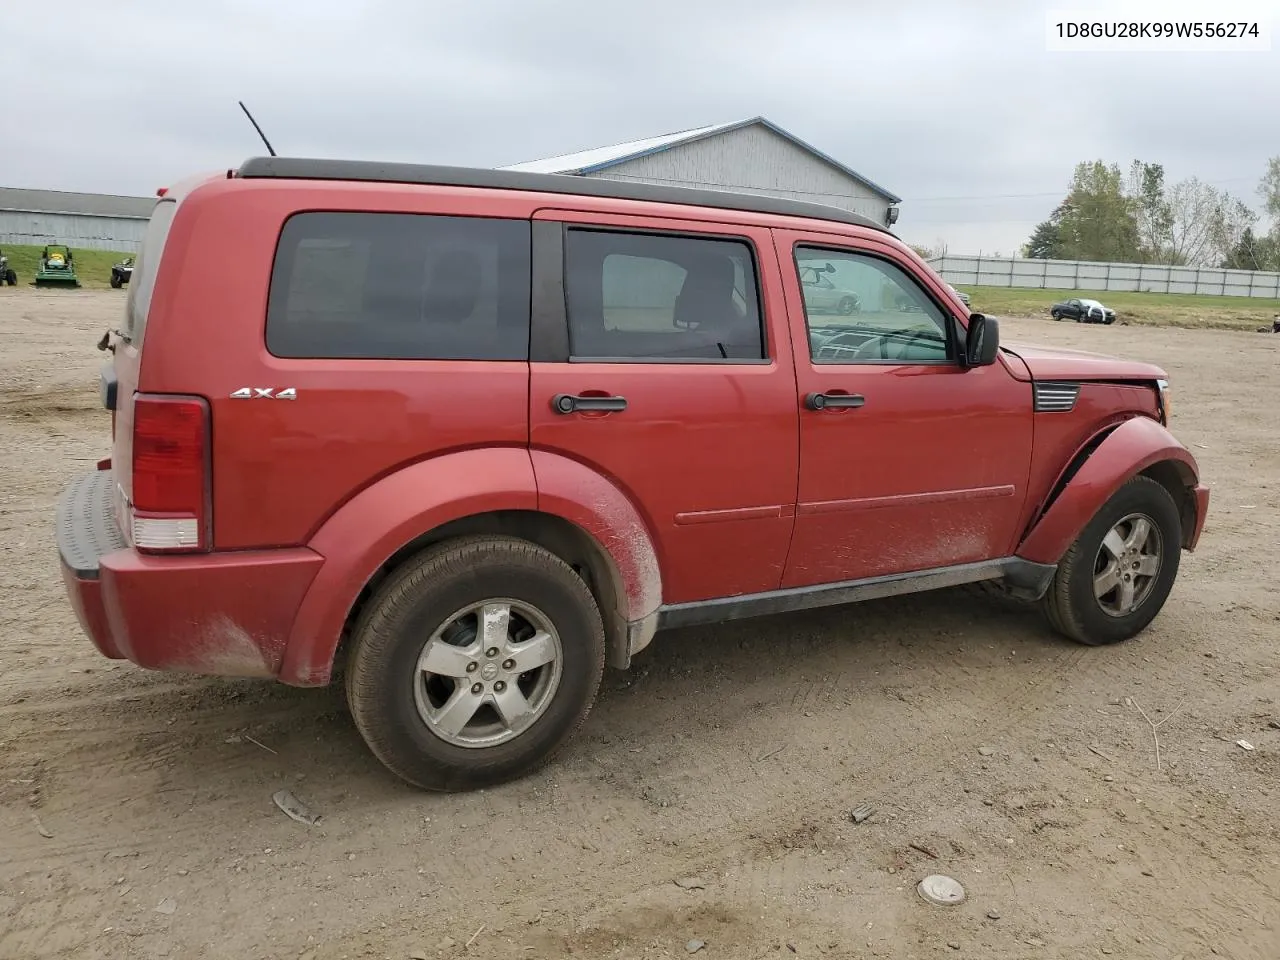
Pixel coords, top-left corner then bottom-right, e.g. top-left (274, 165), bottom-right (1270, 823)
top-left (574, 116), bottom-right (902, 205)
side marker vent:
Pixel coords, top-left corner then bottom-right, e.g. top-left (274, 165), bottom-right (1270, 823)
top-left (1034, 381), bottom-right (1081, 413)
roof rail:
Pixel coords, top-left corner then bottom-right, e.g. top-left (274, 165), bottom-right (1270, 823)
top-left (235, 156), bottom-right (890, 234)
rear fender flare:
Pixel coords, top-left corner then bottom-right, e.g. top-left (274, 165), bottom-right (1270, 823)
top-left (1016, 416), bottom-right (1201, 565)
top-left (531, 449), bottom-right (663, 638)
top-left (279, 448), bottom-right (538, 686)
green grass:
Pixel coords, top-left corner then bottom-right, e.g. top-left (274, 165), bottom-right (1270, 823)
top-left (953, 285), bottom-right (1280, 332)
top-left (0, 243), bottom-right (132, 291)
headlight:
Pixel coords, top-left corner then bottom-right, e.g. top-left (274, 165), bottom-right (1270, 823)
top-left (1156, 378), bottom-right (1171, 424)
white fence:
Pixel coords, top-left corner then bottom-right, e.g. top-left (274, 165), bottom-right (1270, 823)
top-left (927, 255), bottom-right (1280, 299)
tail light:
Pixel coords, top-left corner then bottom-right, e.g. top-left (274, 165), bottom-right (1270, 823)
top-left (130, 394), bottom-right (210, 552)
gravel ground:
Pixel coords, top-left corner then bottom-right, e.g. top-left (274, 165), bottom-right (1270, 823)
top-left (1, 289), bottom-right (1277, 960)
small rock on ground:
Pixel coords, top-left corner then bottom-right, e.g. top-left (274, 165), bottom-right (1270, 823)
top-left (986, 909), bottom-right (1001, 920)
top-left (687, 939), bottom-right (706, 953)
top-left (977, 747), bottom-right (994, 757)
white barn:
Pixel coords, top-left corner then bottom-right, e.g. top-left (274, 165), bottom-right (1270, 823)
top-left (0, 187), bottom-right (155, 253)
top-left (502, 116), bottom-right (901, 228)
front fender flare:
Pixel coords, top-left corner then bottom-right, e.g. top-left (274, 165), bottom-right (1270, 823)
top-left (1016, 416), bottom-right (1204, 566)
top-left (278, 448), bottom-right (538, 686)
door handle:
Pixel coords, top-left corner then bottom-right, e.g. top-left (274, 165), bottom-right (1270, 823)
top-left (552, 393), bottom-right (628, 414)
top-left (805, 392), bottom-right (865, 411)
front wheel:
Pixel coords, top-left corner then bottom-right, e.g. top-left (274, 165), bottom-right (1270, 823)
top-left (110, 274), bottom-right (122, 289)
top-left (1041, 476), bottom-right (1182, 646)
top-left (837, 296), bottom-right (858, 316)
top-left (1051, 310), bottom-right (1061, 320)
top-left (345, 535), bottom-right (605, 791)
top-left (4, 269), bottom-right (15, 286)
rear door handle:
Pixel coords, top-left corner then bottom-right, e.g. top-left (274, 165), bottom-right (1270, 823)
top-left (552, 393), bottom-right (628, 414)
top-left (805, 392), bottom-right (865, 411)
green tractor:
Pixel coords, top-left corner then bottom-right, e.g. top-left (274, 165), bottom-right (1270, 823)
top-left (34, 244), bottom-right (80, 288)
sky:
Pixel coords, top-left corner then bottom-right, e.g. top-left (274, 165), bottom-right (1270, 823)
top-left (3, 0), bottom-right (1277, 255)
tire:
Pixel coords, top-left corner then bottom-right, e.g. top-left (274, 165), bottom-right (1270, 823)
top-left (4, 270), bottom-right (14, 286)
top-left (837, 296), bottom-right (858, 316)
top-left (110, 274), bottom-right (122, 289)
top-left (1041, 476), bottom-right (1182, 646)
top-left (345, 535), bottom-right (606, 791)
top-left (1051, 310), bottom-right (1061, 320)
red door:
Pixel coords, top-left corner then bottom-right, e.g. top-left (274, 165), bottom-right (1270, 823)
top-left (774, 230), bottom-right (1033, 588)
top-left (529, 210), bottom-right (798, 604)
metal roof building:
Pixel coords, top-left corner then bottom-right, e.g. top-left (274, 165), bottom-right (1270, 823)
top-left (502, 116), bottom-right (901, 228)
top-left (0, 187), bottom-right (156, 252)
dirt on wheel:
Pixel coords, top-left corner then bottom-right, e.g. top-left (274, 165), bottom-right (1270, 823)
top-left (1, 289), bottom-right (1278, 960)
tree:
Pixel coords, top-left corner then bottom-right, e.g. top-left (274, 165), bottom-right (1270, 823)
top-left (1024, 159), bottom-right (1259, 267)
top-left (1054, 161), bottom-right (1141, 262)
top-left (908, 239), bottom-right (948, 260)
top-left (1222, 227), bottom-right (1280, 272)
top-left (1023, 202), bottom-right (1067, 259)
top-left (1259, 156), bottom-right (1280, 220)
top-left (1127, 161), bottom-right (1173, 262)
top-left (1163, 178), bottom-right (1237, 266)
top-left (1211, 198), bottom-right (1261, 268)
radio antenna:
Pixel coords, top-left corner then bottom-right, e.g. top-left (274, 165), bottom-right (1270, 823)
top-left (238, 101), bottom-right (277, 157)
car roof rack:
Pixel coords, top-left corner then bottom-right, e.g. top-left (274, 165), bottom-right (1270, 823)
top-left (235, 156), bottom-right (890, 235)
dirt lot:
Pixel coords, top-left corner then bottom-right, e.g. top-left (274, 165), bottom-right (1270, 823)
top-left (1, 289), bottom-right (1277, 960)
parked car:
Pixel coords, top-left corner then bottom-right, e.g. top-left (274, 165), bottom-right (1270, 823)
top-left (1051, 297), bottom-right (1115, 324)
top-left (0, 249), bottom-right (16, 286)
top-left (110, 256), bottom-right (135, 288)
top-left (56, 158), bottom-right (1208, 793)
top-left (799, 263), bottom-right (860, 314)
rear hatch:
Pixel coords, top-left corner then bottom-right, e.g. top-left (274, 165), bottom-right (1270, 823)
top-left (106, 196), bottom-right (180, 546)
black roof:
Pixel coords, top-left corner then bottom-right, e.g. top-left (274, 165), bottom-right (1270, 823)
top-left (235, 156), bottom-right (889, 234)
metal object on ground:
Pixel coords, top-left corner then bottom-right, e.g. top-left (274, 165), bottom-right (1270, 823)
top-left (918, 874), bottom-right (966, 905)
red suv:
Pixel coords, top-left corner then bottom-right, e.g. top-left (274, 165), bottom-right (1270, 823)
top-left (56, 158), bottom-right (1209, 792)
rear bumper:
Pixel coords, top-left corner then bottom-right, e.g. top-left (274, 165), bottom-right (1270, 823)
top-left (56, 470), bottom-right (323, 678)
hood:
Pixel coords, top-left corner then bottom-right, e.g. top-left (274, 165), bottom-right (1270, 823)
top-left (1000, 340), bottom-right (1166, 382)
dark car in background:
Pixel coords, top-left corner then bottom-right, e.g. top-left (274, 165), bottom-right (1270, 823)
top-left (1051, 297), bottom-right (1115, 324)
top-left (110, 257), bottom-right (135, 289)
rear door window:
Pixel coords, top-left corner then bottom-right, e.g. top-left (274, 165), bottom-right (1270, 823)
top-left (266, 212), bottom-right (531, 361)
top-left (564, 229), bottom-right (766, 362)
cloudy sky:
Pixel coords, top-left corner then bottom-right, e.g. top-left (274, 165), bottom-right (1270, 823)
top-left (4, 0), bottom-right (1277, 254)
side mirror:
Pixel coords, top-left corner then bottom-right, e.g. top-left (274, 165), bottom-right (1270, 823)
top-left (963, 313), bottom-right (999, 367)
top-left (823, 262), bottom-right (835, 273)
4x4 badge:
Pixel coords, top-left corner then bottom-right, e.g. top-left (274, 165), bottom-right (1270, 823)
top-left (231, 387), bottom-right (297, 400)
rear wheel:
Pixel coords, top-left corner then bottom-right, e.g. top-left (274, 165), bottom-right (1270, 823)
top-left (837, 296), bottom-right (858, 315)
top-left (345, 535), bottom-right (606, 791)
top-left (4, 269), bottom-right (14, 286)
top-left (1041, 476), bottom-right (1181, 645)
top-left (110, 274), bottom-right (122, 289)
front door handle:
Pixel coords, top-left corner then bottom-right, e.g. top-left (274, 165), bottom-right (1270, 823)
top-left (552, 393), bottom-right (628, 414)
top-left (805, 392), bottom-right (865, 411)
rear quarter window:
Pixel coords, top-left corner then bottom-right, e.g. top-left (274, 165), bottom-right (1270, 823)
top-left (265, 212), bottom-right (531, 361)
top-left (123, 198), bottom-right (174, 345)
